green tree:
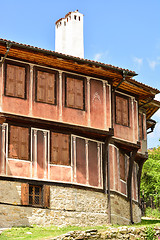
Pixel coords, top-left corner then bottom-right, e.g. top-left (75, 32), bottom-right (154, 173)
top-left (140, 147), bottom-right (160, 206)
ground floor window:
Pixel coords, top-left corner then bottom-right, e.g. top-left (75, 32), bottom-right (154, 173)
top-left (29, 185), bottom-right (42, 206)
top-left (21, 183), bottom-right (50, 208)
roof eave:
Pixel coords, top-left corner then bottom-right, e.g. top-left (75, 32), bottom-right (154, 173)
top-left (0, 38), bottom-right (137, 78)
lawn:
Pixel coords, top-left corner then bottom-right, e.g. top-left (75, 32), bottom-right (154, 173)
top-left (1, 219), bottom-right (160, 240)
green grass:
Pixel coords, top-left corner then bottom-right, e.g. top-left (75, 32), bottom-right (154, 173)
top-left (1, 219), bottom-right (160, 240)
top-left (0, 225), bottom-right (109, 240)
top-left (145, 208), bottom-right (160, 219)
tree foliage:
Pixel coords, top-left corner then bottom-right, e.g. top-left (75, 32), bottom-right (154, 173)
top-left (140, 147), bottom-right (160, 205)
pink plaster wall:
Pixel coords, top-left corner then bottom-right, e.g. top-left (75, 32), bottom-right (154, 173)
top-left (49, 165), bottom-right (71, 182)
top-left (7, 160), bottom-right (31, 178)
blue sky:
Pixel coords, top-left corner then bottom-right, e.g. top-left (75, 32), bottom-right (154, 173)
top-left (0, 0), bottom-right (160, 148)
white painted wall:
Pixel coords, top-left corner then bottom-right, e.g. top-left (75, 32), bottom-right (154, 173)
top-left (55, 10), bottom-right (84, 58)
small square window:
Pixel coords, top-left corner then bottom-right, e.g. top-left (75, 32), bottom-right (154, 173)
top-left (29, 185), bottom-right (42, 206)
top-left (21, 183), bottom-right (50, 208)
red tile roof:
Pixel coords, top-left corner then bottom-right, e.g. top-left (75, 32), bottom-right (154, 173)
top-left (0, 37), bottom-right (159, 94)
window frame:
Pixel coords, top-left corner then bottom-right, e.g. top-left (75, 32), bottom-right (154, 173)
top-left (21, 183), bottom-right (50, 208)
top-left (4, 61), bottom-right (28, 100)
top-left (119, 151), bottom-right (127, 182)
top-left (29, 185), bottom-right (43, 207)
top-left (115, 93), bottom-right (130, 127)
top-left (8, 124), bottom-right (30, 161)
top-left (139, 113), bottom-right (144, 140)
top-left (65, 73), bottom-right (85, 111)
top-left (35, 66), bottom-right (57, 105)
top-left (50, 131), bottom-right (71, 166)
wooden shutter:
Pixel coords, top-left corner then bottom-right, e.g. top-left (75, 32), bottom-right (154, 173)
top-left (51, 132), bottom-right (70, 165)
top-left (19, 127), bottom-right (29, 160)
top-left (122, 98), bottom-right (129, 126)
top-left (66, 77), bottom-right (75, 108)
top-left (75, 79), bottom-right (83, 109)
top-left (16, 66), bottom-right (25, 98)
top-left (116, 95), bottom-right (129, 126)
top-left (116, 95), bottom-right (122, 124)
top-left (46, 73), bottom-right (55, 104)
top-left (21, 183), bottom-right (29, 205)
top-left (119, 152), bottom-right (126, 181)
top-left (6, 64), bottom-right (16, 96)
top-left (60, 134), bottom-right (70, 165)
top-left (9, 126), bottom-right (29, 160)
top-left (37, 71), bottom-right (46, 102)
top-left (9, 126), bottom-right (19, 159)
top-left (43, 185), bottom-right (50, 208)
top-left (139, 113), bottom-right (143, 140)
top-left (51, 132), bottom-right (59, 164)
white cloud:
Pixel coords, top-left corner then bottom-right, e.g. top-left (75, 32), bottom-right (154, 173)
top-left (133, 57), bottom-right (143, 66)
top-left (94, 53), bottom-right (103, 61)
top-left (133, 57), bottom-right (143, 70)
top-left (147, 57), bottom-right (160, 70)
top-left (93, 51), bottom-right (110, 62)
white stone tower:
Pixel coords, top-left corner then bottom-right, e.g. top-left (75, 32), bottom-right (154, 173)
top-left (55, 10), bottom-right (84, 58)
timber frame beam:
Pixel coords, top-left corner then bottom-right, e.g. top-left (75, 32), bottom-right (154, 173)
top-left (127, 149), bottom-right (138, 224)
top-left (137, 159), bottom-right (146, 204)
top-left (103, 136), bottom-right (112, 224)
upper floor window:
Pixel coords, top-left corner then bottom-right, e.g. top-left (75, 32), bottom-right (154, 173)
top-left (115, 94), bottom-right (129, 126)
top-left (139, 113), bottom-right (144, 140)
top-left (119, 152), bottom-right (126, 182)
top-left (50, 132), bottom-right (70, 166)
top-left (9, 125), bottom-right (29, 160)
top-left (5, 63), bottom-right (26, 99)
top-left (65, 75), bottom-right (84, 110)
top-left (36, 69), bottom-right (57, 105)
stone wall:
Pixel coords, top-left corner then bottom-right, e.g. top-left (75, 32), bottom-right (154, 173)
top-left (0, 180), bottom-right (141, 227)
top-left (111, 193), bottom-right (141, 225)
top-left (0, 180), bottom-right (108, 227)
top-left (52, 227), bottom-right (160, 240)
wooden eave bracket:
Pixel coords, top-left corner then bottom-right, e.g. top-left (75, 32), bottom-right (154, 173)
top-left (135, 152), bottom-right (148, 162)
top-left (0, 116), bottom-right (6, 124)
top-left (113, 70), bottom-right (128, 92)
top-left (0, 42), bottom-right (12, 65)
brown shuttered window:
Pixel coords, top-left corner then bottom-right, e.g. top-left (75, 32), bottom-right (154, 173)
top-left (21, 184), bottom-right (50, 208)
top-left (119, 152), bottom-right (126, 181)
top-left (139, 113), bottom-right (144, 140)
top-left (5, 64), bottom-right (26, 98)
top-left (51, 132), bottom-right (70, 165)
top-left (66, 76), bottom-right (84, 110)
top-left (115, 94), bottom-right (129, 126)
top-left (36, 70), bottom-right (56, 104)
top-left (9, 126), bottom-right (29, 160)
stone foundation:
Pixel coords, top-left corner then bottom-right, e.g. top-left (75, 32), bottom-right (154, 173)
top-left (111, 193), bottom-right (141, 225)
top-left (0, 180), bottom-right (141, 227)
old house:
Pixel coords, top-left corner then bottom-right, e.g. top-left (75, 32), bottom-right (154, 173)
top-left (0, 10), bottom-right (160, 227)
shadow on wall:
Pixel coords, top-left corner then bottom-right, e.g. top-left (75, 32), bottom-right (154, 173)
top-left (0, 180), bottom-right (30, 228)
